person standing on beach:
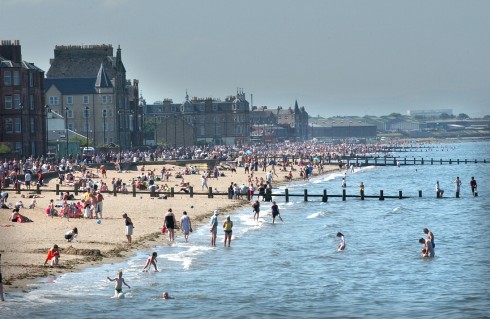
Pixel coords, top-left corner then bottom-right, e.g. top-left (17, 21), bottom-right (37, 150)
top-left (223, 215), bottom-right (233, 247)
top-left (210, 210), bottom-right (219, 247)
top-left (142, 252), bottom-right (158, 272)
top-left (122, 213), bottom-right (133, 244)
top-left (271, 201), bottom-right (283, 224)
top-left (107, 271), bottom-right (131, 298)
top-left (470, 177), bottom-right (477, 196)
top-left (164, 208), bottom-right (176, 242)
top-left (180, 211), bottom-right (192, 242)
top-left (337, 232), bottom-right (346, 251)
top-left (252, 200), bottom-right (260, 221)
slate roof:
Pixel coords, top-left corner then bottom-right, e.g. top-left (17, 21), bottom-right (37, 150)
top-left (44, 78), bottom-right (97, 95)
top-left (95, 64), bottom-right (112, 88)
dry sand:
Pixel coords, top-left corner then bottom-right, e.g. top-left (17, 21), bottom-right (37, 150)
top-left (0, 162), bottom-right (337, 294)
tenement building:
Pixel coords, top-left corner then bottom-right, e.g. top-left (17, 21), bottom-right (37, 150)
top-left (45, 44), bottom-right (140, 149)
top-left (0, 40), bottom-right (46, 157)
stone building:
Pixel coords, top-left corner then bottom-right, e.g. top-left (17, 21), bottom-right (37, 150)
top-left (250, 100), bottom-right (309, 142)
top-left (0, 40), bottom-right (46, 157)
top-left (145, 89), bottom-right (250, 146)
top-left (45, 44), bottom-right (140, 149)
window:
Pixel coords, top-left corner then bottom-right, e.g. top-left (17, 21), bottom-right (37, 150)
top-left (66, 96), bottom-right (73, 105)
top-left (68, 123), bottom-right (74, 131)
top-left (83, 96), bottom-right (89, 104)
top-left (5, 119), bottom-right (13, 133)
top-left (30, 118), bottom-right (35, 133)
top-left (14, 118), bottom-right (21, 133)
top-left (171, 105), bottom-right (176, 112)
top-left (29, 72), bottom-right (34, 87)
top-left (14, 94), bottom-right (21, 109)
top-left (49, 96), bottom-right (59, 105)
top-left (13, 71), bottom-right (20, 86)
top-left (67, 109), bottom-right (74, 118)
top-left (102, 95), bottom-right (107, 104)
top-left (108, 95), bottom-right (112, 104)
top-left (212, 104), bottom-right (218, 111)
top-left (108, 109), bottom-right (113, 117)
top-left (83, 108), bottom-right (90, 118)
top-left (199, 105), bottom-right (205, 112)
top-left (4, 71), bottom-right (11, 85)
top-left (29, 95), bottom-right (34, 110)
top-left (4, 96), bottom-right (12, 109)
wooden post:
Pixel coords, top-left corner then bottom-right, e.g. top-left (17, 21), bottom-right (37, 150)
top-left (375, 158), bottom-right (377, 165)
top-left (150, 186), bottom-right (156, 198)
top-left (404, 158), bottom-right (407, 165)
top-left (440, 158), bottom-right (442, 164)
top-left (449, 159), bottom-right (452, 164)
top-left (419, 190), bottom-right (422, 197)
top-left (457, 159), bottom-right (459, 164)
top-left (399, 190), bottom-right (402, 199)
top-left (170, 187), bottom-right (174, 197)
top-left (342, 189), bottom-right (346, 201)
top-left (465, 159), bottom-right (467, 164)
top-left (208, 186), bottom-right (213, 198)
top-left (360, 189), bottom-right (364, 200)
top-left (285, 188), bottom-right (289, 203)
top-left (246, 189), bottom-right (250, 201)
top-left (132, 184), bottom-right (136, 197)
top-left (16, 182), bottom-right (20, 194)
top-left (74, 182), bottom-right (78, 196)
top-left (431, 158), bottom-right (433, 165)
top-left (304, 189), bottom-right (308, 202)
top-left (421, 158), bottom-right (424, 165)
top-left (379, 190), bottom-right (384, 200)
top-left (322, 189), bottom-right (327, 202)
top-left (36, 183), bottom-right (41, 194)
top-left (56, 184), bottom-right (60, 196)
top-left (384, 157), bottom-right (387, 165)
top-left (474, 159), bottom-right (477, 163)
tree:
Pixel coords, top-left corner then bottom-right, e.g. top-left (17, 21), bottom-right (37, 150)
top-left (439, 113), bottom-right (452, 119)
top-left (457, 113), bottom-right (470, 120)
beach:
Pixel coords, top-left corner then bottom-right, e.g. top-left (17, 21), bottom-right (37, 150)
top-left (0, 161), bottom-right (337, 293)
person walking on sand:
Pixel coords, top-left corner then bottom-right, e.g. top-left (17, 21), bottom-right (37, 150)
top-left (223, 215), bottom-right (233, 247)
top-left (271, 201), bottom-right (283, 224)
top-left (470, 177), bottom-right (478, 196)
top-left (142, 252), bottom-right (158, 272)
top-left (107, 270), bottom-right (131, 298)
top-left (252, 200), bottom-right (260, 222)
top-left (180, 211), bottom-right (192, 242)
top-left (210, 210), bottom-right (219, 247)
top-left (164, 208), bottom-right (176, 242)
top-left (122, 213), bottom-right (134, 244)
top-left (337, 232), bottom-right (346, 251)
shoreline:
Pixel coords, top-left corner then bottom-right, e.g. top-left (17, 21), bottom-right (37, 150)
top-left (0, 162), bottom-right (339, 295)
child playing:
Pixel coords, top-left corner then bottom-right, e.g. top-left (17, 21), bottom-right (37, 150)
top-left (43, 244), bottom-right (60, 266)
top-left (107, 270), bottom-right (131, 298)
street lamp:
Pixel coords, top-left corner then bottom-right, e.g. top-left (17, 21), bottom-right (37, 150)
top-left (45, 105), bottom-right (51, 154)
top-left (64, 107), bottom-right (69, 159)
top-left (84, 106), bottom-right (89, 149)
top-left (19, 103), bottom-right (24, 157)
top-left (153, 114), bottom-right (157, 146)
top-left (174, 114), bottom-right (177, 147)
top-left (117, 110), bottom-right (122, 161)
top-left (103, 109), bottom-right (107, 146)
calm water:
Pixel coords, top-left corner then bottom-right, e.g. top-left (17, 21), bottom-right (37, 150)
top-left (1, 141), bottom-right (489, 319)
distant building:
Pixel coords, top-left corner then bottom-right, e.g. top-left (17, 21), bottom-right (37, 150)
top-left (0, 40), bottom-right (46, 157)
top-left (46, 44), bottom-right (140, 149)
top-left (407, 109), bottom-right (453, 117)
top-left (145, 89), bottom-right (250, 146)
top-left (310, 118), bottom-right (377, 138)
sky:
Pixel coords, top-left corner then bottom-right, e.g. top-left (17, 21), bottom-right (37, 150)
top-left (3, 0), bottom-right (490, 118)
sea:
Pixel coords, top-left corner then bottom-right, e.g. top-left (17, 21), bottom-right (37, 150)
top-left (1, 140), bottom-right (489, 319)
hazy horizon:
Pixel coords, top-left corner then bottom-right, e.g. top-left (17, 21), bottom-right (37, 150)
top-left (3, 0), bottom-right (489, 118)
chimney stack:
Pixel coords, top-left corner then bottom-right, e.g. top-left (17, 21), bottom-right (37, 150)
top-left (0, 40), bottom-right (22, 63)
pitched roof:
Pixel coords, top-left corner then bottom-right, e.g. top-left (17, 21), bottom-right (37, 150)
top-left (44, 78), bottom-right (97, 95)
top-left (95, 63), bottom-right (112, 88)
